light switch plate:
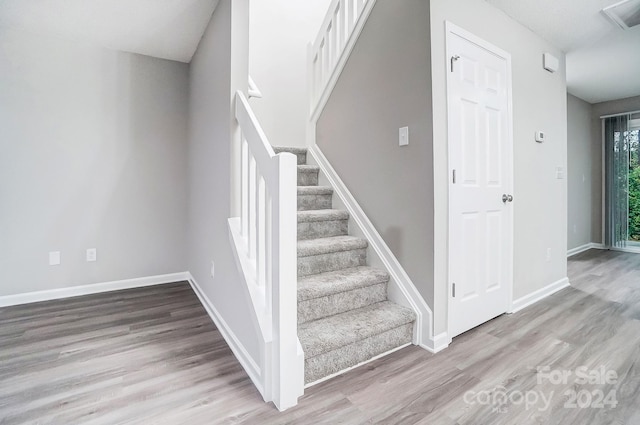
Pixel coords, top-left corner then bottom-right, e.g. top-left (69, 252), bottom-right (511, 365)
top-left (49, 251), bottom-right (61, 266)
top-left (399, 126), bottom-right (409, 146)
top-left (86, 248), bottom-right (97, 262)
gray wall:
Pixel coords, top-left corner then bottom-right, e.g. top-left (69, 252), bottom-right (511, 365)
top-left (567, 94), bottom-right (594, 250)
top-left (431, 0), bottom-right (568, 334)
top-left (590, 95), bottom-right (640, 244)
top-left (187, 0), bottom-right (260, 362)
top-left (316, 0), bottom-right (435, 310)
top-left (0, 28), bottom-right (189, 296)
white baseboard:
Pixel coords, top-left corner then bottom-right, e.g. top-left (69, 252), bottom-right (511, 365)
top-left (186, 273), bottom-right (264, 398)
top-left (607, 246), bottom-right (640, 254)
top-left (0, 272), bottom-right (190, 308)
top-left (509, 277), bottom-right (570, 314)
top-left (308, 145), bottom-right (435, 349)
top-left (567, 243), bottom-right (606, 257)
top-left (420, 332), bottom-right (451, 354)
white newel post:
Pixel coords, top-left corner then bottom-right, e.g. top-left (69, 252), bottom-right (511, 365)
top-left (270, 152), bottom-right (303, 410)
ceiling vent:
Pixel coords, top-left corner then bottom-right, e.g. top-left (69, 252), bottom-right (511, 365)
top-left (603, 0), bottom-right (640, 29)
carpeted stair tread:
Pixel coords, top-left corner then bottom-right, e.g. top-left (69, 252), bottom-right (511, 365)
top-left (274, 147), bottom-right (307, 165)
top-left (298, 186), bottom-right (333, 195)
top-left (273, 146), bottom-right (307, 154)
top-left (297, 209), bottom-right (349, 223)
top-left (298, 301), bottom-right (415, 358)
top-left (297, 236), bottom-right (367, 258)
top-left (298, 266), bottom-right (389, 301)
top-left (271, 145), bottom-right (416, 385)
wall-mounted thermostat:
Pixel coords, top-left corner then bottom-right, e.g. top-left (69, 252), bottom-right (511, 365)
top-left (535, 131), bottom-right (545, 143)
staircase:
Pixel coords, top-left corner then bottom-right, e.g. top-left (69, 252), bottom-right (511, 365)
top-left (274, 146), bottom-right (416, 384)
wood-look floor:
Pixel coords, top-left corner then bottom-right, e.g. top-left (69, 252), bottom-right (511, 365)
top-left (2, 249), bottom-right (640, 424)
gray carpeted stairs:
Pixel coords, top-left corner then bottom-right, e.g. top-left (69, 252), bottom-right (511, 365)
top-left (274, 147), bottom-right (416, 384)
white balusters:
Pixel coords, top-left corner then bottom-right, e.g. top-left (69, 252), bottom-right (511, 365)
top-left (265, 191), bottom-right (273, 316)
top-left (347, 0), bottom-right (356, 34)
top-left (308, 0), bottom-right (377, 120)
top-left (241, 139), bottom-right (249, 239)
top-left (248, 155), bottom-right (256, 261)
top-left (256, 174), bottom-right (266, 287)
top-left (337, 0), bottom-right (347, 53)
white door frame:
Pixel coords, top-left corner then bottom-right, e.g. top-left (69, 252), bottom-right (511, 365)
top-left (445, 21), bottom-right (515, 337)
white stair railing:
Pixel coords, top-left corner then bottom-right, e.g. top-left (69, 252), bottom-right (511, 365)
top-left (234, 90), bottom-right (303, 411)
top-left (307, 0), bottom-right (377, 121)
top-left (248, 76), bottom-right (263, 99)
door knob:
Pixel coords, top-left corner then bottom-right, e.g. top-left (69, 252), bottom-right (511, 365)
top-left (502, 194), bottom-right (513, 203)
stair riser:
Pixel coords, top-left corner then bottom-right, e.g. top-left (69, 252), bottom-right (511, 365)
top-left (298, 170), bottom-right (319, 186)
top-left (298, 219), bottom-right (348, 240)
top-left (292, 152), bottom-right (307, 165)
top-left (304, 323), bottom-right (413, 384)
top-left (298, 249), bottom-right (366, 277)
top-left (298, 194), bottom-right (332, 211)
top-left (298, 283), bottom-right (387, 324)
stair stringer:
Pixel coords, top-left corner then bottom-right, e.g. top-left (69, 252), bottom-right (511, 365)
top-left (307, 145), bottom-right (447, 353)
top-left (228, 218), bottom-right (274, 401)
top-left (228, 217), bottom-right (305, 407)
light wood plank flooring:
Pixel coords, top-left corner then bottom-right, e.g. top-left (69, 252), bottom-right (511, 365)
top-left (1, 249), bottom-right (640, 424)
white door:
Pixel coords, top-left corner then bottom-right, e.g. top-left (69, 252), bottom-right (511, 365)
top-left (447, 23), bottom-right (513, 338)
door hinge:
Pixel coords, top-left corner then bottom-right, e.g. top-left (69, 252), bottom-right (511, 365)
top-left (452, 283), bottom-right (456, 298)
top-left (452, 169), bottom-right (456, 184)
top-left (451, 55), bottom-right (460, 72)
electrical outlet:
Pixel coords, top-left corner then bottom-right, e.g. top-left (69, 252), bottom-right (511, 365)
top-left (86, 248), bottom-right (97, 262)
top-left (49, 251), bottom-right (61, 266)
top-left (210, 261), bottom-right (215, 279)
top-left (546, 248), bottom-right (551, 262)
top-left (573, 224), bottom-right (577, 234)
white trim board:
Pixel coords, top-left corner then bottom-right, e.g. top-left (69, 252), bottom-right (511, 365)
top-left (509, 277), bottom-right (570, 314)
top-left (567, 243), bottom-right (606, 257)
top-left (186, 273), bottom-right (265, 399)
top-left (0, 272), bottom-right (190, 308)
top-left (420, 332), bottom-right (450, 354)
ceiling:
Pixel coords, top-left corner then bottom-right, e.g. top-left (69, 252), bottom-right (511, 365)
top-left (486, 0), bottom-right (640, 103)
top-left (0, 0), bottom-right (219, 63)
top-left (0, 0), bottom-right (637, 101)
